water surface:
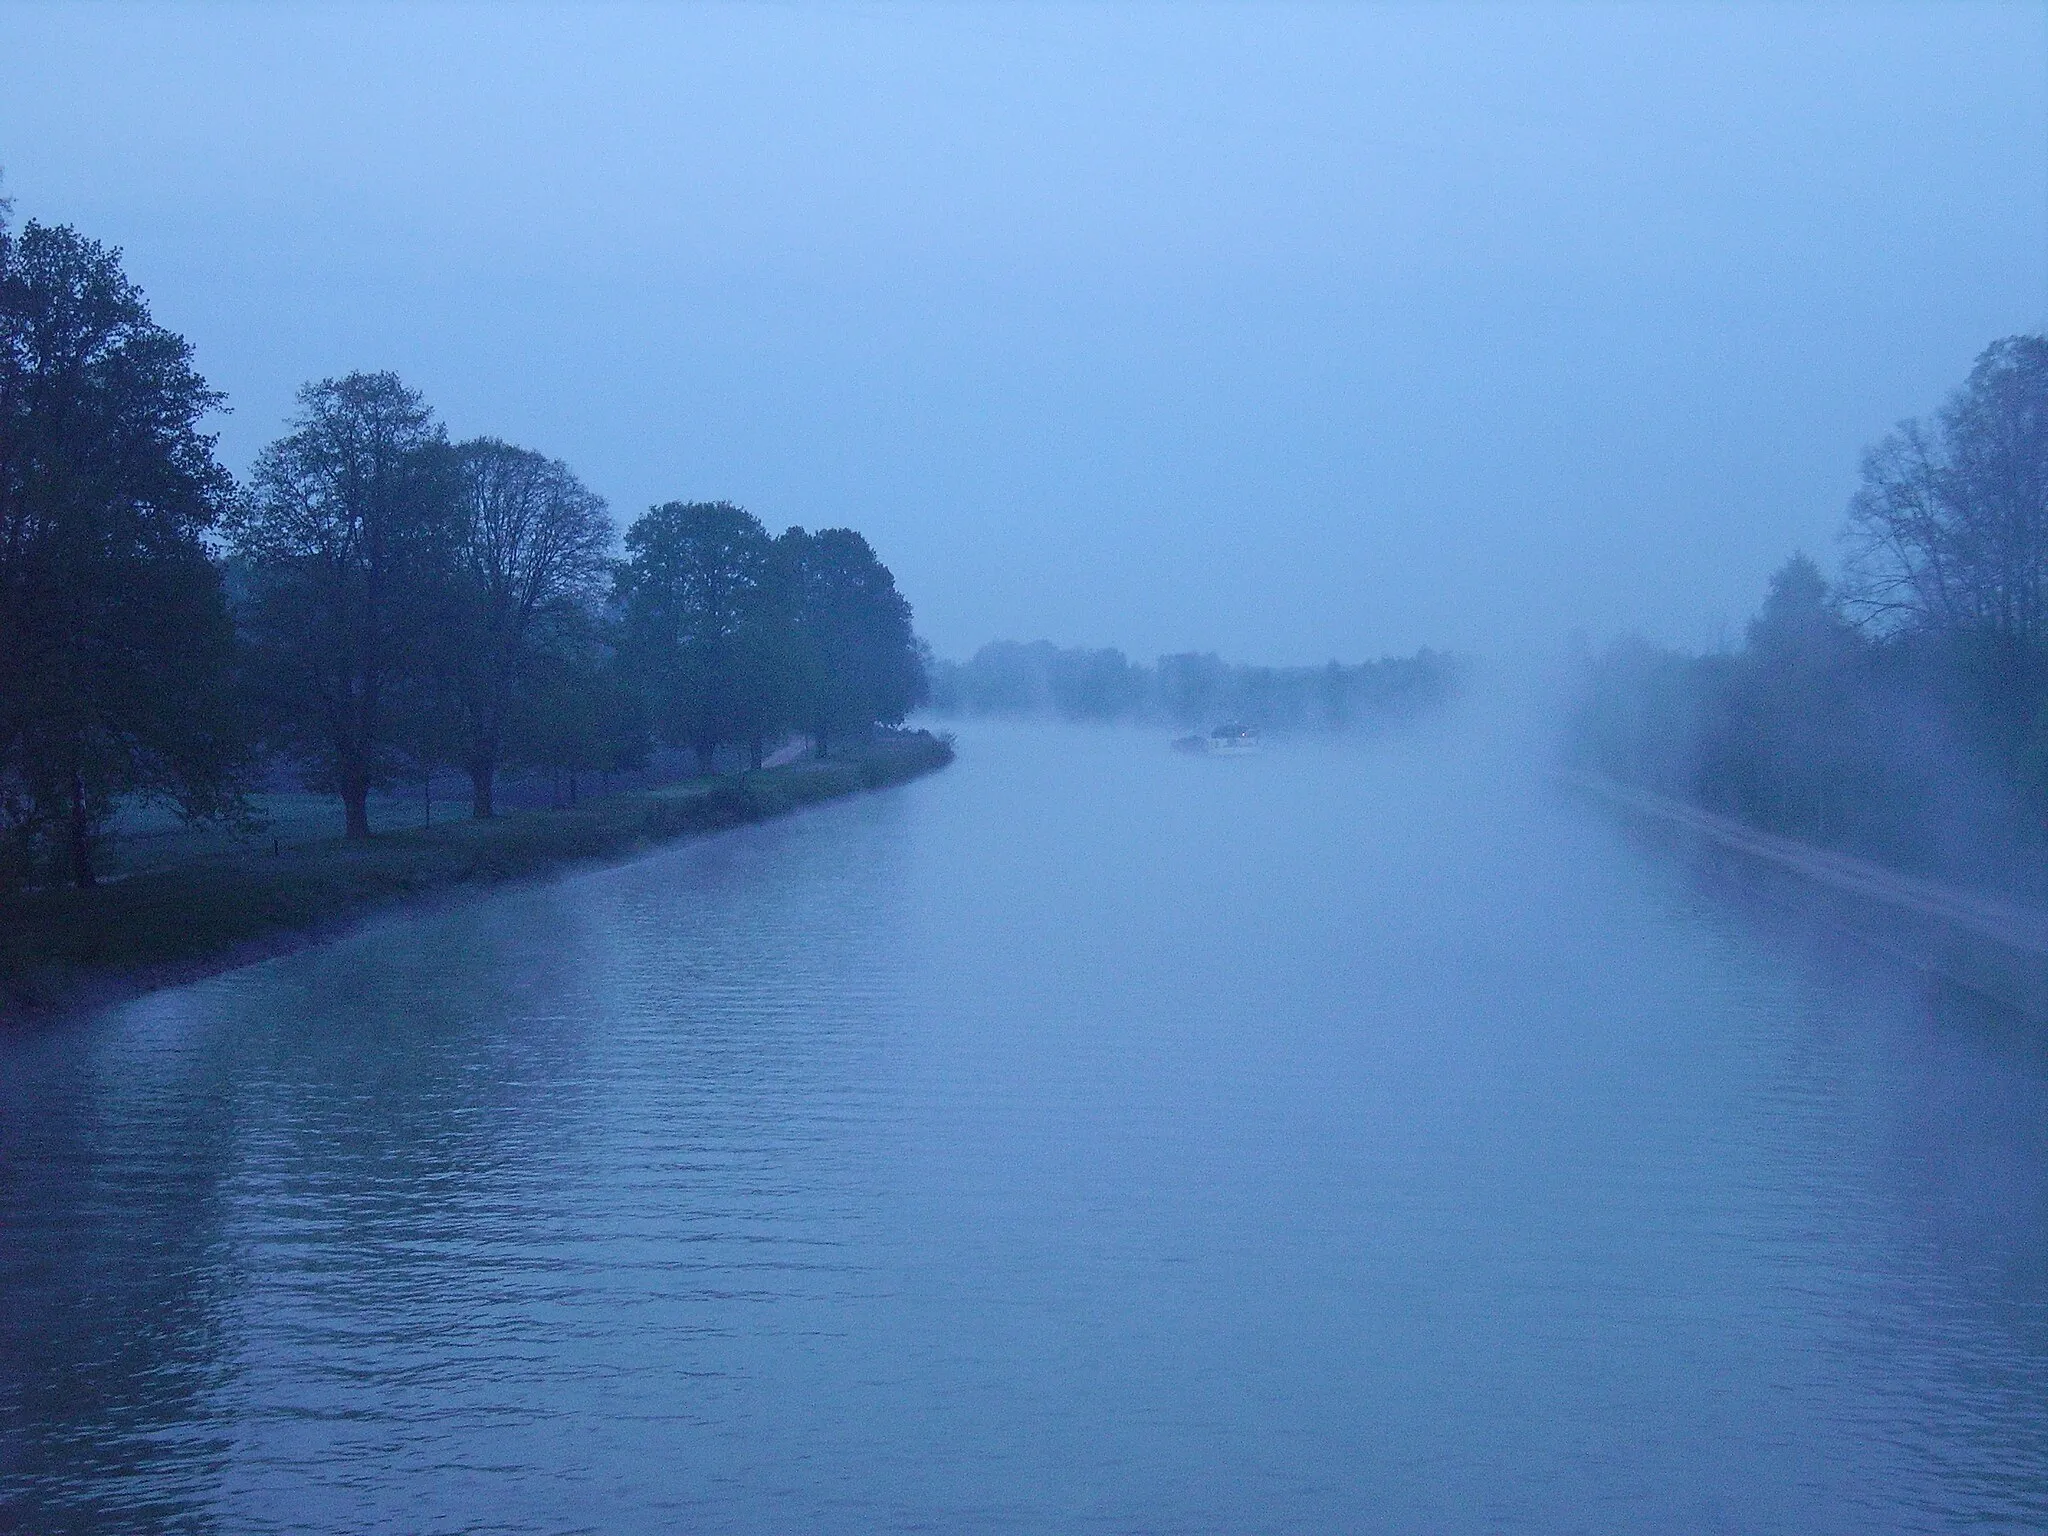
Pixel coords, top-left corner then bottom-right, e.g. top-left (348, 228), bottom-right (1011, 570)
top-left (5, 711), bottom-right (2048, 1532)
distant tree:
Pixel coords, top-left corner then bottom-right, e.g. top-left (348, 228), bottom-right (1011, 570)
top-left (1318, 660), bottom-right (1352, 729)
top-left (955, 640), bottom-right (1057, 715)
top-left (1842, 335), bottom-right (2048, 649)
top-left (1744, 554), bottom-right (1848, 663)
top-left (1237, 666), bottom-right (1282, 729)
top-left (1047, 646), bottom-right (1141, 720)
top-left (923, 655), bottom-right (962, 714)
top-left (0, 216), bottom-right (244, 887)
top-left (442, 438), bottom-right (612, 817)
top-left (1695, 554), bottom-right (1870, 840)
top-left (1157, 652), bottom-right (1226, 727)
top-left (615, 500), bottom-right (774, 773)
top-left (923, 642), bottom-right (1464, 732)
top-left (512, 641), bottom-right (599, 806)
top-left (507, 608), bottom-right (649, 798)
top-left (1564, 634), bottom-right (1714, 797)
top-left (229, 372), bottom-right (453, 839)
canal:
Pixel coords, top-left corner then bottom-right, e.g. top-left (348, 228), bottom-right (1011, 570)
top-left (5, 707), bottom-right (2047, 1532)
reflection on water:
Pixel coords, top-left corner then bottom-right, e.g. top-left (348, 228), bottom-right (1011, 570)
top-left (5, 712), bottom-right (2048, 1532)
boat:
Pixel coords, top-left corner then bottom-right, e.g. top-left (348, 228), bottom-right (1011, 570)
top-left (1173, 723), bottom-right (1260, 756)
top-left (1207, 722), bottom-right (1259, 755)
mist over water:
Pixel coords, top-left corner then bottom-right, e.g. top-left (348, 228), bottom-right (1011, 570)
top-left (6, 701), bottom-right (2048, 1532)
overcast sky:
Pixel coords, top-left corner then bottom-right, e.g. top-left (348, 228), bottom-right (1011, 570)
top-left (2, 2), bottom-right (2043, 663)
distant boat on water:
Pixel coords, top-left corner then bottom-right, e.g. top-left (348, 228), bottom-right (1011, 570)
top-left (1172, 723), bottom-right (1260, 756)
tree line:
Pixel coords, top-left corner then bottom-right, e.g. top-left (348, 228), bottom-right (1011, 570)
top-left (928, 640), bottom-right (1464, 731)
top-left (1567, 335), bottom-right (2048, 900)
top-left (1, 208), bottom-right (925, 889)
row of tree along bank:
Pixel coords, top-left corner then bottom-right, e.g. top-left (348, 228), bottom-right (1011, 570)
top-left (1567, 335), bottom-right (2048, 904)
top-left (929, 642), bottom-right (1465, 730)
top-left (1, 205), bottom-right (928, 891)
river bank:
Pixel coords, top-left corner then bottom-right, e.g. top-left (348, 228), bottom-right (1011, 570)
top-left (0, 731), bottom-right (954, 1020)
top-left (1562, 767), bottom-right (2048, 1018)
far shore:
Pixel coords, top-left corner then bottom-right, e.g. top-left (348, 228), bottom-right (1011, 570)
top-left (0, 731), bottom-right (955, 1022)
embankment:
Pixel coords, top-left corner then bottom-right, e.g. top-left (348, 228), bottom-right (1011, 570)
top-left (0, 732), bottom-right (954, 1019)
top-left (1563, 768), bottom-right (2048, 1018)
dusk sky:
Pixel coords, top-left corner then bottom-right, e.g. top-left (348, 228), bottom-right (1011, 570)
top-left (3, 1), bottom-right (2042, 662)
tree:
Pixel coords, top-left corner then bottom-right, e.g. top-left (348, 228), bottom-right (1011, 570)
top-left (777, 527), bottom-right (925, 755)
top-left (952, 640), bottom-right (1056, 715)
top-left (1842, 335), bottom-right (2048, 649)
top-left (505, 605), bottom-right (648, 802)
top-left (0, 215), bottom-right (244, 887)
top-left (442, 438), bottom-right (612, 817)
top-left (1318, 660), bottom-right (1353, 729)
top-left (1158, 652), bottom-right (1226, 727)
top-left (1695, 555), bottom-right (1869, 841)
top-left (1047, 647), bottom-right (1141, 720)
top-left (615, 501), bottom-right (774, 773)
top-left (229, 372), bottom-right (452, 840)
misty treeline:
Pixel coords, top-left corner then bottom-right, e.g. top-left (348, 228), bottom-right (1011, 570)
top-left (1, 211), bottom-right (925, 889)
top-left (929, 641), bottom-right (1464, 731)
top-left (1569, 335), bottom-right (2048, 899)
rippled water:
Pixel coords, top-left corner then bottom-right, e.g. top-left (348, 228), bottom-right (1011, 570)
top-left (6, 710), bottom-right (2048, 1533)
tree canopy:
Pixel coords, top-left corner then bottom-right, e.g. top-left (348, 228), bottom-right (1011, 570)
top-left (442, 437), bottom-right (613, 816)
top-left (776, 526), bottom-right (927, 754)
top-left (616, 506), bottom-right (927, 771)
top-left (616, 500), bottom-right (775, 773)
top-left (229, 371), bottom-right (452, 839)
top-left (0, 216), bottom-right (243, 886)
top-left (1843, 336), bottom-right (2048, 649)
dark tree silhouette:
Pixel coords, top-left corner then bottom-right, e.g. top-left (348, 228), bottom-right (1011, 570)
top-left (1843, 335), bottom-right (2048, 649)
top-left (230, 372), bottom-right (452, 840)
top-left (443, 438), bottom-right (613, 817)
top-left (511, 629), bottom-right (649, 802)
top-left (615, 501), bottom-right (774, 774)
top-left (1693, 555), bottom-right (1870, 841)
top-left (0, 216), bottom-right (243, 887)
top-left (777, 526), bottom-right (926, 756)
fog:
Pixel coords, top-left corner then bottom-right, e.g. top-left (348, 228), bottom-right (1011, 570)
top-left (15, 10), bottom-right (2048, 1525)
top-left (3, 1), bottom-right (2042, 663)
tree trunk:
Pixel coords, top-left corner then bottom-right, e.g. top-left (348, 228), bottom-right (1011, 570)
top-left (749, 736), bottom-right (764, 771)
top-left (470, 763), bottom-right (495, 819)
top-left (814, 724), bottom-right (829, 760)
top-left (694, 741), bottom-right (716, 777)
top-left (341, 766), bottom-right (372, 841)
top-left (67, 768), bottom-right (95, 890)
top-left (568, 772), bottom-right (578, 806)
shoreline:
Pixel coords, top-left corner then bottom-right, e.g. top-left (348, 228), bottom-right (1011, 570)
top-left (1561, 767), bottom-right (2048, 1019)
top-left (0, 732), bottom-right (955, 1023)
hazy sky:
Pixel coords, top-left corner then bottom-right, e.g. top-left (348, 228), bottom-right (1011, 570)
top-left (3, 2), bottom-right (2043, 662)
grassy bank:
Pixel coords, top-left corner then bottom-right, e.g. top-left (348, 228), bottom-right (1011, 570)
top-left (0, 731), bottom-right (954, 1018)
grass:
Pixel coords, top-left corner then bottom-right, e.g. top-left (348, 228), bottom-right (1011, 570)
top-left (0, 731), bottom-right (954, 1017)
